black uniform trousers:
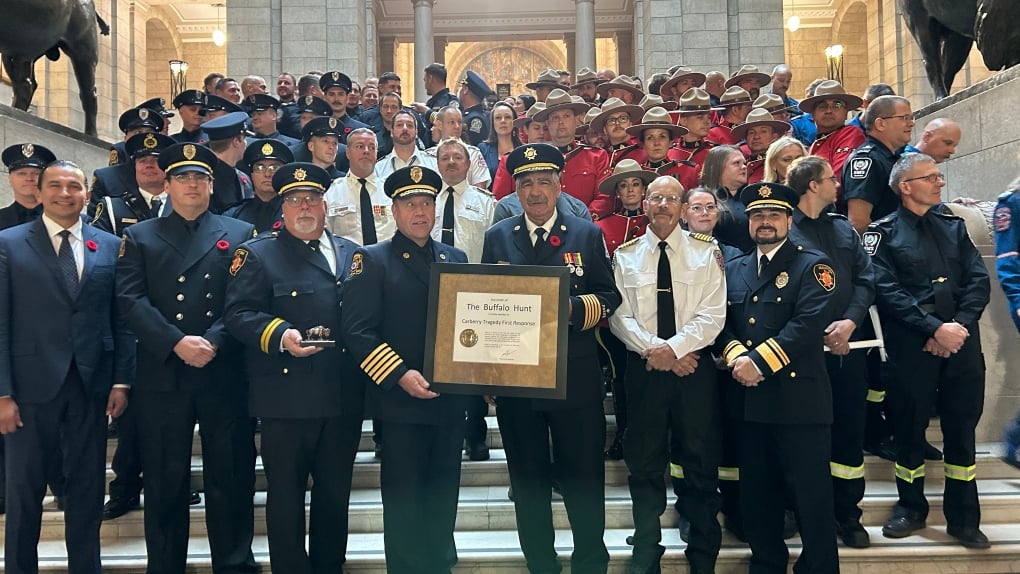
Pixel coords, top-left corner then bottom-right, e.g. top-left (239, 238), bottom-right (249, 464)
top-left (827, 349), bottom-right (868, 524)
top-left (380, 420), bottom-right (464, 574)
top-left (464, 397), bottom-right (489, 447)
top-left (885, 322), bottom-right (984, 528)
top-left (624, 352), bottom-right (721, 574)
top-left (260, 416), bottom-right (362, 574)
top-left (5, 366), bottom-right (106, 574)
top-left (739, 422), bottom-right (838, 574)
top-left (134, 386), bottom-right (257, 574)
top-left (597, 327), bottom-right (629, 441)
top-left (497, 397), bottom-right (609, 574)
top-left (108, 401), bottom-right (143, 501)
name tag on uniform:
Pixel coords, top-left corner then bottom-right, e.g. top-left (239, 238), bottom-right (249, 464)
top-left (122, 218), bottom-right (138, 224)
top-left (328, 205), bottom-right (352, 217)
top-left (465, 203), bottom-right (482, 214)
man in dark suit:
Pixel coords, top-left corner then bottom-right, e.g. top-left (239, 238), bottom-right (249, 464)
top-left (341, 166), bottom-right (468, 574)
top-left (0, 160), bottom-right (134, 574)
top-left (225, 163), bottom-right (363, 573)
top-left (116, 142), bottom-right (258, 574)
top-left (480, 143), bottom-right (621, 574)
top-left (716, 182), bottom-right (838, 574)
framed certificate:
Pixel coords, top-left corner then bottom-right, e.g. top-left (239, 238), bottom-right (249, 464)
top-left (424, 263), bottom-right (569, 399)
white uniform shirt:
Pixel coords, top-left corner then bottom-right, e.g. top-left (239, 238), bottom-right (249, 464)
top-left (323, 172), bottom-right (396, 245)
top-left (424, 143), bottom-right (491, 189)
top-left (374, 149), bottom-right (438, 185)
top-left (609, 225), bottom-right (727, 359)
top-left (431, 180), bottom-right (496, 263)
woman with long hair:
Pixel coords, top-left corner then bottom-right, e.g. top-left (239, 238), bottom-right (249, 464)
top-left (478, 101), bottom-right (522, 180)
top-left (762, 136), bottom-right (807, 184)
top-left (700, 145), bottom-right (752, 252)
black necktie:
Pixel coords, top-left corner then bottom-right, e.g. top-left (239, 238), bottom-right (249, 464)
top-left (150, 198), bottom-right (162, 217)
top-left (657, 241), bottom-right (676, 339)
top-left (359, 178), bottom-right (377, 245)
top-left (759, 253), bottom-right (769, 277)
top-left (58, 230), bottom-right (79, 296)
top-left (441, 187), bottom-right (456, 246)
top-left (534, 227), bottom-right (546, 250)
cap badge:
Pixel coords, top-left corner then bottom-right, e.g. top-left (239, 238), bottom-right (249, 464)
top-left (523, 147), bottom-right (537, 160)
top-left (261, 142), bottom-right (274, 155)
top-left (758, 185), bottom-right (772, 198)
top-left (194, 90), bottom-right (203, 99)
top-left (332, 71), bottom-right (340, 81)
top-left (410, 166), bottom-right (423, 183)
top-left (183, 144), bottom-right (196, 160)
top-left (305, 95), bottom-right (314, 105)
top-left (328, 117), bottom-right (338, 129)
top-left (294, 168), bottom-right (307, 181)
top-left (143, 134), bottom-right (158, 149)
top-left (21, 143), bottom-right (33, 158)
top-left (138, 108), bottom-right (149, 120)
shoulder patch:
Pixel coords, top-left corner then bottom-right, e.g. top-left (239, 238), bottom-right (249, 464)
top-left (91, 201), bottom-right (105, 225)
top-left (108, 149), bottom-right (119, 166)
top-left (861, 231), bottom-right (882, 255)
top-left (469, 118), bottom-right (483, 133)
top-left (848, 157), bottom-right (871, 179)
top-left (714, 248), bottom-right (724, 271)
top-left (349, 252), bottom-right (364, 277)
top-left (689, 231), bottom-right (715, 243)
top-left (995, 206), bottom-right (1012, 232)
top-left (813, 263), bottom-right (836, 292)
top-left (229, 248), bottom-right (248, 277)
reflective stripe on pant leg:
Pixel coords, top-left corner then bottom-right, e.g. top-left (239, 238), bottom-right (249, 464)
top-left (895, 463), bottom-right (925, 483)
top-left (670, 463), bottom-right (684, 479)
top-left (944, 463), bottom-right (977, 482)
top-left (830, 461), bottom-right (865, 480)
top-left (867, 389), bottom-right (885, 403)
top-left (718, 466), bottom-right (739, 481)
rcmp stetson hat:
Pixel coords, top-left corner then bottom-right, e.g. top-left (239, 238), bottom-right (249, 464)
top-left (1, 143), bottom-right (56, 171)
top-left (118, 107), bottom-right (163, 133)
top-left (513, 102), bottom-right (545, 129)
top-left (319, 71), bottom-right (353, 93)
top-left (505, 143), bottom-right (564, 178)
top-left (125, 132), bottom-right (175, 159)
top-left (295, 95), bottom-right (333, 117)
top-left (526, 69), bottom-right (563, 91)
top-left (637, 94), bottom-right (677, 112)
top-left (739, 182), bottom-right (798, 213)
top-left (717, 87), bottom-right (753, 107)
top-left (730, 108), bottom-right (791, 140)
top-left (575, 106), bottom-right (602, 135)
top-left (173, 89), bottom-right (206, 109)
top-left (725, 65), bottom-right (771, 89)
top-left (244, 138), bottom-right (294, 168)
top-left (570, 67), bottom-right (603, 89)
top-left (272, 162), bottom-right (331, 196)
top-left (674, 88), bottom-right (724, 114)
top-left (301, 116), bottom-right (343, 141)
top-left (660, 67), bottom-right (707, 98)
top-left (626, 107), bottom-right (688, 139)
top-left (588, 97), bottom-right (644, 133)
top-left (202, 111), bottom-right (252, 141)
top-left (753, 93), bottom-right (798, 115)
top-left (201, 94), bottom-right (244, 116)
top-left (137, 97), bottom-right (175, 118)
top-left (243, 93), bottom-right (282, 113)
top-left (533, 89), bottom-right (589, 121)
top-left (384, 165), bottom-right (443, 200)
top-left (598, 158), bottom-right (657, 195)
top-left (158, 142), bottom-right (216, 176)
top-left (595, 75), bottom-right (645, 102)
top-left (798, 80), bottom-right (863, 115)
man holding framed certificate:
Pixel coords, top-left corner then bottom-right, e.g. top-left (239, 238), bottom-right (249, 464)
top-left (480, 143), bottom-right (621, 574)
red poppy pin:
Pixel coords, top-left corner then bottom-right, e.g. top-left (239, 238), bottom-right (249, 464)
top-left (344, 127), bottom-right (352, 134)
top-left (216, 240), bottom-right (230, 251)
top-left (85, 240), bottom-right (98, 252)
top-left (272, 221), bottom-right (282, 230)
top-left (548, 235), bottom-right (562, 247)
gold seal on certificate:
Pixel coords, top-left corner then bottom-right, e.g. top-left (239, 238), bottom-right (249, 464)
top-left (459, 329), bottom-right (478, 347)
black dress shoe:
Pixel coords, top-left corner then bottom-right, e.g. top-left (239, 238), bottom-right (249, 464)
top-left (189, 490), bottom-right (201, 505)
top-left (626, 545), bottom-right (665, 574)
top-left (782, 509), bottom-right (798, 539)
top-left (466, 442), bottom-right (490, 461)
top-left (836, 520), bottom-right (871, 548)
top-left (102, 496), bottom-right (141, 520)
top-left (947, 525), bottom-right (990, 549)
top-left (677, 516), bottom-right (691, 543)
top-left (924, 441), bottom-right (943, 461)
top-left (605, 436), bottom-right (624, 460)
top-left (882, 515), bottom-right (925, 538)
top-left (864, 439), bottom-right (897, 462)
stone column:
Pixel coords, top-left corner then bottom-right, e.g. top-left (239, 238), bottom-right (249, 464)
top-left (433, 36), bottom-right (447, 66)
top-left (574, 0), bottom-right (596, 71)
top-left (615, 32), bottom-right (634, 76)
top-left (564, 33), bottom-right (576, 78)
top-left (412, 0), bottom-right (435, 101)
top-left (378, 37), bottom-right (396, 77)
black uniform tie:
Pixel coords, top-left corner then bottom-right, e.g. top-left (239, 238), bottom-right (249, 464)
top-left (441, 187), bottom-right (456, 246)
top-left (150, 198), bottom-right (162, 217)
top-left (58, 230), bottom-right (79, 296)
top-left (358, 178), bottom-right (377, 245)
top-left (657, 241), bottom-right (676, 339)
top-left (759, 253), bottom-right (769, 277)
top-left (534, 227), bottom-right (546, 249)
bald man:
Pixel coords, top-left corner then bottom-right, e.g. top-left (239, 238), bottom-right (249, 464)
top-left (907, 118), bottom-right (961, 164)
top-left (705, 71), bottom-right (726, 106)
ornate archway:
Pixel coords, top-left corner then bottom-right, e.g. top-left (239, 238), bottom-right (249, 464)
top-left (832, 0), bottom-right (869, 97)
top-left (447, 41), bottom-right (567, 98)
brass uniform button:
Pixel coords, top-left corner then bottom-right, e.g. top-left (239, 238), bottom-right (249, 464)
top-left (790, 372), bottom-right (797, 378)
top-left (178, 275), bottom-right (186, 283)
top-left (748, 317), bottom-right (756, 325)
top-left (282, 368), bottom-right (289, 374)
top-left (177, 294), bottom-right (184, 301)
top-left (752, 296), bottom-right (758, 302)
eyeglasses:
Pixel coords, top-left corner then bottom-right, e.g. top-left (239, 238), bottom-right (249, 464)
top-left (880, 113), bottom-right (914, 122)
top-left (646, 194), bottom-right (681, 205)
top-left (604, 115), bottom-right (632, 126)
top-left (283, 194), bottom-right (324, 207)
top-left (252, 164), bottom-right (281, 174)
top-left (903, 172), bottom-right (945, 184)
top-left (819, 175), bottom-right (838, 184)
top-left (686, 204), bottom-right (718, 214)
top-left (172, 173), bottom-right (211, 183)
top-left (813, 101), bottom-right (846, 111)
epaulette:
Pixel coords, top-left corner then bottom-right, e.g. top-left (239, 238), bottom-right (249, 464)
top-left (824, 212), bottom-right (848, 220)
top-left (866, 214), bottom-right (895, 229)
top-left (688, 231), bottom-right (716, 243)
top-left (247, 232), bottom-right (276, 245)
top-left (476, 187), bottom-right (494, 197)
top-left (617, 236), bottom-right (641, 250)
top-left (856, 143), bottom-right (874, 153)
top-left (932, 209), bottom-right (963, 221)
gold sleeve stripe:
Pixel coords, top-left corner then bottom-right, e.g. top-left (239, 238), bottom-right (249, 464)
top-left (722, 341), bottom-right (749, 364)
top-left (754, 341), bottom-right (784, 373)
top-left (260, 318), bottom-right (285, 354)
top-left (373, 356), bottom-right (405, 385)
top-left (361, 343), bottom-right (404, 385)
top-left (361, 343), bottom-right (394, 373)
top-left (580, 294), bottom-right (602, 330)
top-left (765, 338), bottom-right (790, 365)
top-left (364, 349), bottom-right (399, 380)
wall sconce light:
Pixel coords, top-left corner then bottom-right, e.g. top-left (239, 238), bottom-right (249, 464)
top-left (787, 0), bottom-right (800, 32)
top-left (169, 59), bottom-right (189, 100)
top-left (825, 44), bottom-right (844, 84)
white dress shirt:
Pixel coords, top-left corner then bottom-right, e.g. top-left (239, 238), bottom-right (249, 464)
top-left (424, 143), bottom-right (491, 189)
top-left (314, 231), bottom-right (337, 275)
top-left (431, 180), bottom-right (496, 263)
top-left (374, 149), bottom-right (438, 184)
top-left (524, 209), bottom-right (558, 246)
top-left (609, 225), bottom-right (727, 359)
top-left (323, 172), bottom-right (396, 246)
top-left (42, 213), bottom-right (83, 278)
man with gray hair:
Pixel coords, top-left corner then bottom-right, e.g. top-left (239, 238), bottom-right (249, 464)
top-left (863, 152), bottom-right (990, 549)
